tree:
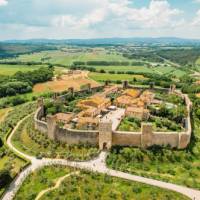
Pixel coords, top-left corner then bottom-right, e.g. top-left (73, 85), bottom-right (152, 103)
top-left (0, 169), bottom-right (12, 188)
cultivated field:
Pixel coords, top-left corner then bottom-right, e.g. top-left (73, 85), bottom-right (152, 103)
top-left (2, 49), bottom-right (130, 65)
top-left (89, 72), bottom-right (146, 82)
top-left (33, 71), bottom-right (100, 93)
top-left (0, 48), bottom-right (187, 78)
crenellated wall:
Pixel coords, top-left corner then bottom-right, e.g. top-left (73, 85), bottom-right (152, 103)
top-left (34, 86), bottom-right (192, 150)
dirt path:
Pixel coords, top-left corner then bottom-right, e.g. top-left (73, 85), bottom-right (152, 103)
top-left (35, 171), bottom-right (80, 200)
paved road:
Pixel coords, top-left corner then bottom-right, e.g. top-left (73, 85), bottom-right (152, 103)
top-left (102, 108), bottom-right (125, 131)
top-left (2, 114), bottom-right (200, 200)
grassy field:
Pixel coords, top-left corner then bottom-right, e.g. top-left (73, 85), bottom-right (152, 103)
top-left (88, 65), bottom-right (186, 78)
top-left (196, 57), bottom-right (200, 65)
top-left (0, 108), bottom-right (12, 123)
top-left (89, 72), bottom-right (146, 82)
top-left (0, 49), bottom-right (187, 78)
top-left (0, 64), bottom-right (48, 75)
top-left (0, 155), bottom-right (25, 175)
top-left (15, 166), bottom-right (189, 200)
top-left (2, 49), bottom-right (130, 66)
top-left (12, 116), bottom-right (99, 160)
top-left (0, 155), bottom-right (25, 197)
top-left (15, 166), bottom-right (71, 200)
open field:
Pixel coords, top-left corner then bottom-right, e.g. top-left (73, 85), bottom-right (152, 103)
top-left (0, 64), bottom-right (48, 76)
top-left (89, 72), bottom-right (146, 82)
top-left (2, 49), bottom-right (130, 65)
top-left (92, 65), bottom-right (186, 77)
top-left (0, 48), bottom-right (187, 78)
top-left (33, 71), bottom-right (100, 93)
top-left (15, 165), bottom-right (189, 200)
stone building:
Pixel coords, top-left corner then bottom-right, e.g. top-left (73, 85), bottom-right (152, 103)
top-left (125, 107), bottom-right (150, 120)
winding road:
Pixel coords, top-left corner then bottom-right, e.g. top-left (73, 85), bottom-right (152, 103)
top-left (2, 114), bottom-right (200, 200)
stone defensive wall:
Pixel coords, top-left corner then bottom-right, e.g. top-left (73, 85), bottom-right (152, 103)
top-left (34, 107), bottom-right (48, 133)
top-left (56, 128), bottom-right (98, 145)
top-left (112, 92), bottom-right (192, 149)
top-left (34, 84), bottom-right (192, 150)
top-left (58, 85), bottom-right (104, 102)
top-left (34, 110), bottom-right (99, 145)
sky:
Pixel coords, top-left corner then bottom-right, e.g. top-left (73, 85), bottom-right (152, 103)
top-left (0, 0), bottom-right (200, 40)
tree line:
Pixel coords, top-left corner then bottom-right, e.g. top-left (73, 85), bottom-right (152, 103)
top-left (0, 66), bottom-right (54, 97)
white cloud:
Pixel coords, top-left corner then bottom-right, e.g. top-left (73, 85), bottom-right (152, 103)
top-left (0, 0), bottom-right (8, 6)
top-left (192, 10), bottom-right (200, 25)
top-left (51, 0), bottom-right (183, 30)
top-left (109, 0), bottom-right (183, 28)
top-left (0, 0), bottom-right (188, 39)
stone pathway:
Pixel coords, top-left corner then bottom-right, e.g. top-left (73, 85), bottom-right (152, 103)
top-left (2, 114), bottom-right (200, 200)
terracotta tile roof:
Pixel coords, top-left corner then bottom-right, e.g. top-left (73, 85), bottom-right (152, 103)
top-left (123, 89), bottom-right (140, 98)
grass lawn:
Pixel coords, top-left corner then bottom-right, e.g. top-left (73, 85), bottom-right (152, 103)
top-left (89, 72), bottom-right (146, 82)
top-left (12, 116), bottom-right (99, 161)
top-left (0, 64), bottom-right (48, 76)
top-left (15, 166), bottom-right (189, 200)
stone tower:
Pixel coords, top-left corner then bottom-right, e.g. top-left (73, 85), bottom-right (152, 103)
top-left (105, 80), bottom-right (110, 86)
top-left (87, 83), bottom-right (91, 92)
top-left (99, 121), bottom-right (113, 150)
top-left (68, 87), bottom-right (74, 97)
top-left (141, 123), bottom-right (153, 148)
top-left (46, 115), bottom-right (58, 140)
top-left (123, 81), bottom-right (129, 89)
top-left (169, 84), bottom-right (176, 94)
top-left (37, 98), bottom-right (44, 116)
